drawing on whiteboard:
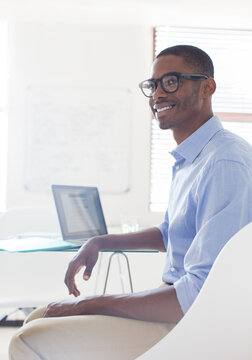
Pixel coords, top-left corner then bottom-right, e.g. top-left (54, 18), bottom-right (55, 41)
top-left (24, 86), bottom-right (132, 193)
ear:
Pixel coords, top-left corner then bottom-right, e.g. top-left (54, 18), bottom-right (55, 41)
top-left (200, 78), bottom-right (216, 99)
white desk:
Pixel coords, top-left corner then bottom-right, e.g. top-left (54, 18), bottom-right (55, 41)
top-left (0, 229), bottom-right (161, 326)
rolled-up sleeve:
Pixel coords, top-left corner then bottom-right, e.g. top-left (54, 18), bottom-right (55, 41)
top-left (157, 211), bottom-right (169, 250)
top-left (174, 159), bottom-right (252, 314)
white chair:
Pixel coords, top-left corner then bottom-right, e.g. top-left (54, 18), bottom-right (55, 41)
top-left (137, 221), bottom-right (252, 360)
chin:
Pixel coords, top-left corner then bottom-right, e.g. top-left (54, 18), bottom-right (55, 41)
top-left (156, 120), bottom-right (173, 130)
top-left (155, 114), bottom-right (174, 130)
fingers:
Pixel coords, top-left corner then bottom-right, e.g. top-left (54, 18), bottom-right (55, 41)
top-left (43, 302), bottom-right (56, 318)
top-left (43, 300), bottom-right (74, 318)
top-left (83, 264), bottom-right (93, 281)
top-left (72, 283), bottom-right (80, 297)
top-left (83, 253), bottom-right (98, 280)
top-left (64, 261), bottom-right (81, 296)
top-left (44, 297), bottom-right (85, 318)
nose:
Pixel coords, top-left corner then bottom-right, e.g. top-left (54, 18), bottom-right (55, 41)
top-left (152, 80), bottom-right (166, 100)
top-left (149, 81), bottom-right (165, 109)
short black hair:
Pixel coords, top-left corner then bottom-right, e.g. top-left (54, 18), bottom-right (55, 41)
top-left (156, 45), bottom-right (214, 78)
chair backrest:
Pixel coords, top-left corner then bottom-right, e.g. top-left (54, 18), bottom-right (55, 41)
top-left (137, 222), bottom-right (252, 360)
top-left (0, 207), bottom-right (60, 237)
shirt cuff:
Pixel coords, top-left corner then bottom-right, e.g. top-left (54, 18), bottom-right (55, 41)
top-left (156, 223), bottom-right (168, 249)
top-left (174, 275), bottom-right (201, 314)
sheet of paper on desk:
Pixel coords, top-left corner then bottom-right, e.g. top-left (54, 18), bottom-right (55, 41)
top-left (0, 237), bottom-right (76, 252)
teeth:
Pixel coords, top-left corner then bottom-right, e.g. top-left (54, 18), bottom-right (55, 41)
top-left (156, 105), bottom-right (174, 113)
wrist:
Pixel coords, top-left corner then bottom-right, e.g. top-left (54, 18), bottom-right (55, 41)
top-left (77, 294), bottom-right (116, 316)
top-left (92, 234), bottom-right (116, 251)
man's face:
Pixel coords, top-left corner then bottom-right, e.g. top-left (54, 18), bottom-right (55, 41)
top-left (149, 55), bottom-right (203, 134)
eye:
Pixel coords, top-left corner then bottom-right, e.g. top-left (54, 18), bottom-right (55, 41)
top-left (144, 81), bottom-right (155, 90)
top-left (141, 80), bottom-right (155, 96)
top-left (162, 75), bottom-right (178, 89)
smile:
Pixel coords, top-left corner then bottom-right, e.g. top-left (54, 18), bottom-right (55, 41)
top-left (155, 105), bottom-right (175, 113)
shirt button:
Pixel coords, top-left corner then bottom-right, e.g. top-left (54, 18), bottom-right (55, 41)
top-left (170, 267), bottom-right (176, 273)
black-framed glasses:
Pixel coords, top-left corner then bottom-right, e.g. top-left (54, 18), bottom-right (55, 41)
top-left (139, 72), bottom-right (209, 97)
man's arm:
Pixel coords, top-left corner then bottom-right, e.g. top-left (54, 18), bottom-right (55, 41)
top-left (98, 226), bottom-right (166, 252)
top-left (174, 160), bottom-right (252, 313)
top-left (64, 227), bottom-right (166, 297)
top-left (43, 227), bottom-right (183, 323)
top-left (44, 285), bottom-right (183, 323)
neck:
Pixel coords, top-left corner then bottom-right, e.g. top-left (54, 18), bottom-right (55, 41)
top-left (173, 111), bottom-right (214, 145)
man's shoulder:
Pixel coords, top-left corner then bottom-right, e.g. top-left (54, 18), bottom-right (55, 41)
top-left (201, 128), bottom-right (252, 166)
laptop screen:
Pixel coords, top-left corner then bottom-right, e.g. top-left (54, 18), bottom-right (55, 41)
top-left (52, 185), bottom-right (107, 241)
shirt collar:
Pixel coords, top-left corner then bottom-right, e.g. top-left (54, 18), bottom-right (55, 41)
top-left (171, 115), bottom-right (223, 163)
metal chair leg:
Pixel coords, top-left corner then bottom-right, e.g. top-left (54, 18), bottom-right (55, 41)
top-left (103, 251), bottom-right (133, 294)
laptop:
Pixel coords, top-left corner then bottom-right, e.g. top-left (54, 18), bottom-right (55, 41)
top-left (51, 184), bottom-right (108, 247)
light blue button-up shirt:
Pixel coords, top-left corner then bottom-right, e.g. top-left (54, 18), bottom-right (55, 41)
top-left (158, 116), bottom-right (252, 314)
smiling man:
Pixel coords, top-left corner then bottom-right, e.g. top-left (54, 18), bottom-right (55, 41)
top-left (9, 45), bottom-right (252, 360)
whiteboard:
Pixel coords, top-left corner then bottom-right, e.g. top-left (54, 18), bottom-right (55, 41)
top-left (23, 86), bottom-right (132, 193)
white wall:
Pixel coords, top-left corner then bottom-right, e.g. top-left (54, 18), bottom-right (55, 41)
top-left (7, 22), bottom-right (160, 228)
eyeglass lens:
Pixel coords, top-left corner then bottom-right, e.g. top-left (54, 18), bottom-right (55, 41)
top-left (141, 74), bottom-right (179, 97)
top-left (141, 81), bottom-right (155, 97)
top-left (162, 75), bottom-right (178, 93)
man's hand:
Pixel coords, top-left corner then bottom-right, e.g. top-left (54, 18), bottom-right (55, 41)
top-left (43, 299), bottom-right (80, 318)
top-left (64, 238), bottom-right (100, 297)
top-left (43, 297), bottom-right (97, 318)
top-left (43, 296), bottom-right (105, 318)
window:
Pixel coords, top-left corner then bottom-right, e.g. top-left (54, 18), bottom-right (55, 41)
top-left (0, 21), bottom-right (8, 212)
top-left (150, 26), bottom-right (252, 212)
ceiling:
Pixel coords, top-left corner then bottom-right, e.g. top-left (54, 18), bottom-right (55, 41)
top-left (0, 0), bottom-right (251, 28)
